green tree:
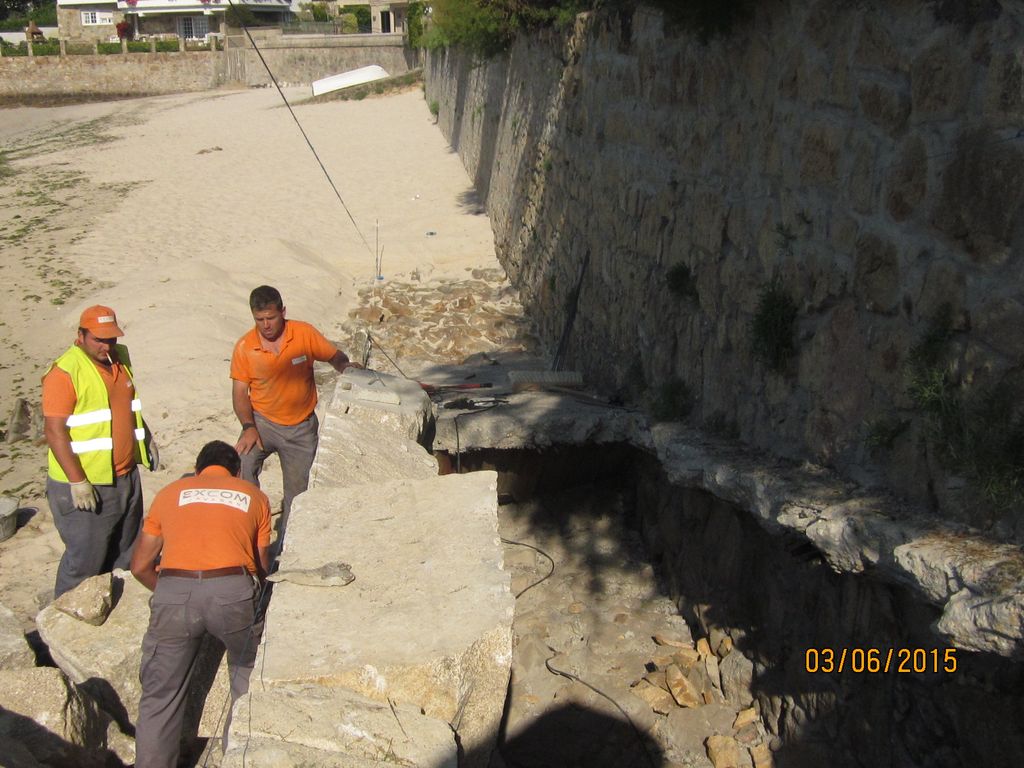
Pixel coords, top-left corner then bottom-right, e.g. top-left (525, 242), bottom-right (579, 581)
top-left (338, 4), bottom-right (370, 30)
top-left (0, 0), bottom-right (30, 22)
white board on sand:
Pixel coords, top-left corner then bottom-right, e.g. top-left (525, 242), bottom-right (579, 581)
top-left (312, 65), bottom-right (390, 97)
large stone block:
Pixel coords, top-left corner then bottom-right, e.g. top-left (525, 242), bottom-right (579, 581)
top-left (330, 369), bottom-right (433, 444)
top-left (432, 390), bottom-right (650, 453)
top-left (309, 407), bottom-right (438, 490)
top-left (36, 571), bottom-right (232, 744)
top-left (799, 122), bottom-right (842, 185)
top-left (0, 666), bottom-right (132, 767)
top-left (859, 82), bottom-right (910, 137)
top-left (854, 232), bottom-right (901, 314)
top-left (223, 684), bottom-right (456, 768)
top-left (911, 41), bottom-right (971, 119)
top-left (886, 134), bottom-right (928, 221)
top-left (0, 602), bottom-right (34, 670)
top-left (256, 473), bottom-right (513, 768)
top-left (932, 127), bottom-right (1024, 264)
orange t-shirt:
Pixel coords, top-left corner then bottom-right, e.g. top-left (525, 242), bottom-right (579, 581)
top-left (41, 354), bottom-right (137, 478)
top-left (229, 320), bottom-right (337, 426)
top-left (142, 466), bottom-right (271, 574)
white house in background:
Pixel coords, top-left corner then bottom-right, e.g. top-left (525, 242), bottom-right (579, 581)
top-left (56, 0), bottom-right (291, 43)
top-left (369, 0), bottom-right (407, 34)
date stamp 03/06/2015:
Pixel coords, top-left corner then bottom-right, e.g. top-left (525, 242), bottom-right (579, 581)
top-left (804, 647), bottom-right (959, 674)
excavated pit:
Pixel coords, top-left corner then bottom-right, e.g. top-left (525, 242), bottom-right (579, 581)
top-left (443, 444), bottom-right (1024, 768)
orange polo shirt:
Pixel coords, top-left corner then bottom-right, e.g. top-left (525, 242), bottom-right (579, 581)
top-left (229, 320), bottom-right (337, 426)
top-left (41, 352), bottom-right (137, 477)
top-left (142, 466), bottom-right (271, 574)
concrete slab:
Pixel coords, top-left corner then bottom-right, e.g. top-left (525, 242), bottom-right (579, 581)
top-left (433, 391), bottom-right (651, 453)
top-left (257, 473), bottom-right (513, 768)
top-left (331, 369), bottom-right (433, 444)
top-left (223, 684), bottom-right (456, 768)
top-left (308, 410), bottom-right (439, 491)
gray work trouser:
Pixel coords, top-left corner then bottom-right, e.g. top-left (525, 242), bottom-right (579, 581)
top-left (47, 467), bottom-right (144, 598)
top-left (135, 574), bottom-right (262, 768)
top-left (240, 411), bottom-right (318, 533)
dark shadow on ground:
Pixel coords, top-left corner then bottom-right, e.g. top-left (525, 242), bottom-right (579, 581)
top-left (466, 703), bottom-right (664, 768)
top-left (0, 706), bottom-right (124, 767)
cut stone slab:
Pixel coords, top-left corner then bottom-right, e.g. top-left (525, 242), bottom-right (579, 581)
top-left (257, 472), bottom-right (513, 768)
top-left (36, 570), bottom-right (232, 742)
top-left (0, 666), bottom-right (133, 767)
top-left (652, 424), bottom-right (1024, 659)
top-left (0, 602), bottom-right (34, 670)
top-left (433, 391), bottom-right (651, 452)
top-left (331, 369), bottom-right (433, 444)
top-left (308, 408), bottom-right (438, 491)
top-left (223, 684), bottom-right (456, 768)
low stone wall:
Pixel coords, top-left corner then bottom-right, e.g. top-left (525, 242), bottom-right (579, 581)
top-left (0, 53), bottom-right (221, 98)
top-left (0, 34), bottom-right (415, 96)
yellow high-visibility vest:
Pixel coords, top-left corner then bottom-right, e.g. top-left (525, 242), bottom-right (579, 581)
top-left (46, 344), bottom-right (151, 485)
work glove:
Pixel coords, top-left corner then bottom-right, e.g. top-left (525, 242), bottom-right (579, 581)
top-left (69, 480), bottom-right (97, 512)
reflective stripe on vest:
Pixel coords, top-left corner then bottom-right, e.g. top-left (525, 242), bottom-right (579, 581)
top-left (46, 344), bottom-right (151, 484)
top-left (65, 408), bottom-right (112, 428)
top-left (70, 437), bottom-right (115, 453)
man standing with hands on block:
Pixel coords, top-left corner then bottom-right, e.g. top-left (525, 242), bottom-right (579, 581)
top-left (131, 440), bottom-right (271, 767)
top-left (42, 305), bottom-right (155, 598)
top-left (230, 285), bottom-right (361, 531)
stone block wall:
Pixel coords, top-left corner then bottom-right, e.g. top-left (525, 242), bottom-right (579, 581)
top-left (424, 1), bottom-right (1024, 539)
top-left (0, 36), bottom-right (413, 96)
top-left (0, 53), bottom-right (222, 97)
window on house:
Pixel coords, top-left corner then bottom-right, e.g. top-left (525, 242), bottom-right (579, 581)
top-left (81, 11), bottom-right (114, 25)
top-left (179, 16), bottom-right (209, 39)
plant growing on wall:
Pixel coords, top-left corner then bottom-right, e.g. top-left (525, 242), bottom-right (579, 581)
top-left (407, 1), bottom-right (426, 47)
top-left (904, 304), bottom-right (1024, 511)
top-left (666, 263), bottom-right (698, 301)
top-left (750, 275), bottom-right (798, 373)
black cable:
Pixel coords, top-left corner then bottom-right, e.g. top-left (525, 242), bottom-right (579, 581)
top-left (198, 565), bottom-right (275, 767)
top-left (500, 537), bottom-right (555, 598)
top-left (224, 0), bottom-right (375, 261)
top-left (366, 332), bottom-right (408, 379)
top-left (544, 651), bottom-right (660, 768)
top-left (450, 401), bottom-right (504, 473)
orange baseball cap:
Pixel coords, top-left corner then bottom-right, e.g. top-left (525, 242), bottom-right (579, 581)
top-left (79, 305), bottom-right (124, 338)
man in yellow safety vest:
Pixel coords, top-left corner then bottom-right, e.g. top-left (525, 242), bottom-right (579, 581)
top-left (42, 305), bottom-right (156, 597)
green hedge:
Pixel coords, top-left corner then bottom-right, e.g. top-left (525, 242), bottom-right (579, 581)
top-left (424, 0), bottom-right (753, 56)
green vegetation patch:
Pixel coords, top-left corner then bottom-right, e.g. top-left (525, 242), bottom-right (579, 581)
top-left (422, 0), bottom-right (753, 57)
top-left (750, 275), bottom-right (798, 373)
top-left (666, 263), bottom-right (697, 301)
top-left (905, 304), bottom-right (1024, 511)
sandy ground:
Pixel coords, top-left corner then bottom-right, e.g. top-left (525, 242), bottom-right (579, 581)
top-left (0, 85), bottom-right (499, 633)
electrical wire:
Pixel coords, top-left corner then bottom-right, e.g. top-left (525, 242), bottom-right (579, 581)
top-left (198, 564), bottom-right (276, 767)
top-left (500, 537), bottom-right (555, 598)
top-left (224, 0), bottom-right (376, 261)
top-left (544, 650), bottom-right (660, 768)
top-left (500, 529), bottom-right (654, 767)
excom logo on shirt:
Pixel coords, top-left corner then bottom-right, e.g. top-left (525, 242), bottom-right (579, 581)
top-left (178, 489), bottom-right (251, 512)
top-left (291, 355), bottom-right (307, 365)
